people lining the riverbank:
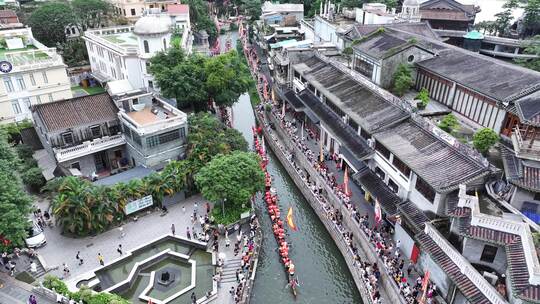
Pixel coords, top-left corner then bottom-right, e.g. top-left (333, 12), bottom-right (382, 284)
top-left (253, 100), bottom-right (440, 304)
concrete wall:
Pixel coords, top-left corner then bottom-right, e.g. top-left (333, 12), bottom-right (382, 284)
top-left (393, 223), bottom-right (415, 260)
top-left (462, 237), bottom-right (507, 275)
top-left (380, 46), bottom-right (435, 89)
top-left (417, 252), bottom-right (452, 299)
top-left (510, 186), bottom-right (536, 210)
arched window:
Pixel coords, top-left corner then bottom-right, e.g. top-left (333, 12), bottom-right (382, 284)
top-left (163, 38), bottom-right (167, 50)
top-left (66, 28), bottom-right (71, 35)
top-left (144, 40), bottom-right (149, 53)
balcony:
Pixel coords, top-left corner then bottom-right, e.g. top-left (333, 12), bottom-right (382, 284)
top-left (54, 134), bottom-right (126, 163)
top-left (511, 125), bottom-right (540, 161)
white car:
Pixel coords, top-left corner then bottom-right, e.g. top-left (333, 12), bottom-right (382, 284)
top-left (25, 221), bottom-right (46, 248)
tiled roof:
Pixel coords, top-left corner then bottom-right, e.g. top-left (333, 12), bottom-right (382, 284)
top-left (343, 22), bottom-right (440, 41)
top-left (33, 93), bottom-right (119, 132)
top-left (398, 200), bottom-right (430, 232)
top-left (416, 49), bottom-right (540, 103)
top-left (453, 203), bottom-right (540, 302)
top-left (501, 147), bottom-right (540, 193)
top-left (420, 9), bottom-right (471, 21)
top-left (374, 119), bottom-right (490, 192)
top-left (416, 232), bottom-right (492, 304)
top-left (516, 91), bottom-right (540, 127)
top-left (297, 89), bottom-right (373, 160)
top-left (0, 10), bottom-right (17, 18)
top-left (352, 32), bottom-right (411, 60)
top-left (297, 55), bottom-right (409, 133)
top-left (352, 167), bottom-right (400, 215)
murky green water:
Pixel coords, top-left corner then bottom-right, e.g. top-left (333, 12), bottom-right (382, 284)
top-left (232, 94), bottom-right (362, 304)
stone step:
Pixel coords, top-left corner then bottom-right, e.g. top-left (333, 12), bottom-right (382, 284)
top-left (221, 277), bottom-right (239, 283)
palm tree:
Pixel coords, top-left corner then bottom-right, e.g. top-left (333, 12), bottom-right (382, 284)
top-left (52, 177), bottom-right (93, 235)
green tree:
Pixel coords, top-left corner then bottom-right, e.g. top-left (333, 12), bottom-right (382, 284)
top-left (241, 0), bottom-right (262, 18)
top-left (438, 113), bottom-right (460, 133)
top-left (72, 0), bottom-right (110, 31)
top-left (473, 128), bottom-right (499, 154)
top-left (493, 0), bottom-right (518, 36)
top-left (523, 0), bottom-right (540, 36)
top-left (187, 113), bottom-right (248, 170)
top-left (0, 134), bottom-right (32, 251)
top-left (392, 63), bottom-right (413, 96)
top-left (515, 35), bottom-right (540, 72)
top-left (59, 38), bottom-right (89, 67)
top-left (415, 87), bottom-right (430, 108)
top-left (205, 50), bottom-right (253, 107)
top-left (149, 48), bottom-right (208, 110)
top-left (476, 21), bottom-right (497, 35)
top-left (342, 46), bottom-right (353, 67)
top-left (21, 167), bottom-right (45, 191)
top-left (28, 2), bottom-right (76, 47)
top-left (195, 151), bottom-right (264, 214)
top-left (185, 0), bottom-right (218, 42)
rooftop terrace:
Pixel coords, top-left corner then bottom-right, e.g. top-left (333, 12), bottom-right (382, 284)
top-left (126, 104), bottom-right (178, 126)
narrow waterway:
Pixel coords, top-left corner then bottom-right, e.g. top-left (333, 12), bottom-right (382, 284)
top-left (232, 94), bottom-right (362, 303)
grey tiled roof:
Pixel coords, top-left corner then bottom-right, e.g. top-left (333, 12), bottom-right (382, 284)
top-left (374, 119), bottom-right (490, 192)
top-left (501, 147), bottom-right (540, 193)
top-left (297, 55), bottom-right (409, 133)
top-left (416, 49), bottom-right (540, 103)
top-left (33, 93), bottom-right (118, 132)
top-left (516, 91), bottom-right (540, 127)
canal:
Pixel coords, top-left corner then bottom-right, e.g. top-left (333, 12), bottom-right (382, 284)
top-left (231, 94), bottom-right (362, 304)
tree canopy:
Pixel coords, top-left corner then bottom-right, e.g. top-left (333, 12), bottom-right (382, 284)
top-left (150, 48), bottom-right (253, 110)
top-left (473, 128), bottom-right (499, 154)
top-left (195, 151), bottom-right (265, 208)
top-left (392, 63), bottom-right (413, 96)
top-left (0, 131), bottom-right (32, 251)
top-left (515, 35), bottom-right (540, 72)
top-left (72, 0), bottom-right (110, 31)
top-left (28, 2), bottom-right (76, 47)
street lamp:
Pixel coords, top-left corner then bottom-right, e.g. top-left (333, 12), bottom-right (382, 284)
top-left (222, 198), bottom-right (226, 218)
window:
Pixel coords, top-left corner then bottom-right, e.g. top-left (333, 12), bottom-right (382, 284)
top-left (146, 135), bottom-right (159, 148)
top-left (388, 179), bottom-right (399, 194)
top-left (132, 98), bottom-right (138, 105)
top-left (48, 93), bottom-right (53, 102)
top-left (480, 245), bottom-right (498, 263)
top-left (29, 74), bottom-right (36, 86)
top-left (123, 9), bottom-right (126, 16)
top-left (143, 40), bottom-right (149, 53)
top-left (407, 55), bottom-right (415, 63)
top-left (415, 176), bottom-right (435, 203)
top-left (90, 125), bottom-right (101, 138)
top-left (36, 95), bottom-right (41, 104)
top-left (374, 167), bottom-right (386, 180)
top-left (16, 76), bottom-right (25, 90)
top-left (4, 78), bottom-right (13, 92)
top-left (148, 80), bottom-right (153, 89)
top-left (71, 162), bottom-right (81, 170)
top-left (163, 38), bottom-right (167, 50)
top-left (42, 71), bottom-right (48, 84)
top-left (145, 61), bottom-right (151, 70)
top-left (179, 127), bottom-right (185, 138)
top-left (146, 129), bottom-right (181, 148)
top-left (375, 140), bottom-right (391, 159)
top-left (109, 125), bottom-right (120, 135)
top-left (131, 8), bottom-right (136, 16)
top-left (11, 100), bottom-right (21, 114)
top-left (132, 133), bottom-right (142, 146)
top-left (392, 157), bottom-right (411, 178)
top-left (122, 123), bottom-right (132, 139)
top-left (534, 193), bottom-right (540, 201)
top-left (62, 132), bottom-right (74, 145)
top-left (22, 98), bottom-right (30, 111)
top-left (360, 128), bottom-right (370, 140)
top-left (348, 119), bottom-right (358, 132)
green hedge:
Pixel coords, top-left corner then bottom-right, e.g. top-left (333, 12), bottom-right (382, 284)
top-left (43, 275), bottom-right (129, 304)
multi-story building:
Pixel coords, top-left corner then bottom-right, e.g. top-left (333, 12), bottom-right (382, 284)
top-left (83, 10), bottom-right (192, 91)
top-left (31, 79), bottom-right (188, 179)
top-left (109, 79), bottom-right (188, 168)
top-left (108, 0), bottom-right (179, 20)
top-left (261, 1), bottom-right (304, 26)
top-left (31, 93), bottom-right (126, 177)
top-left (419, 0), bottom-right (480, 31)
top-left (0, 27), bottom-right (72, 124)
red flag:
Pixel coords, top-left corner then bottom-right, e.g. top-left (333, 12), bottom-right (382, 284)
top-left (420, 270), bottom-right (431, 303)
top-left (374, 199), bottom-right (382, 223)
top-left (343, 167), bottom-right (351, 197)
top-left (286, 207), bottom-right (298, 231)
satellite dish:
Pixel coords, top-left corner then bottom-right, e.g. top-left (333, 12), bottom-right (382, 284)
top-left (132, 103), bottom-right (145, 111)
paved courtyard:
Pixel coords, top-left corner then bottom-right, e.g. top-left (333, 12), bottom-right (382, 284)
top-left (35, 195), bottom-right (211, 283)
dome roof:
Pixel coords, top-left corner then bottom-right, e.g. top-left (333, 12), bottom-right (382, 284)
top-left (403, 0), bottom-right (419, 6)
top-left (134, 15), bottom-right (171, 35)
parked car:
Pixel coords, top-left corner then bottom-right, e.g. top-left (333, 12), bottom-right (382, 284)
top-left (25, 221), bottom-right (46, 248)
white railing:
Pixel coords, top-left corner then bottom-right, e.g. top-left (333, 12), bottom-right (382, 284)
top-left (84, 26), bottom-right (138, 54)
top-left (424, 223), bottom-right (508, 304)
top-left (458, 184), bottom-right (540, 285)
top-left (512, 125), bottom-right (540, 159)
top-left (8, 49), bottom-right (65, 72)
top-left (119, 101), bottom-right (188, 136)
top-left (54, 134), bottom-right (126, 163)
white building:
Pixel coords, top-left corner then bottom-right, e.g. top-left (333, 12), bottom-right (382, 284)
top-left (83, 11), bottom-right (192, 92)
top-left (108, 0), bottom-right (180, 20)
top-left (0, 27), bottom-right (72, 124)
top-left (355, 3), bottom-right (397, 25)
top-left (261, 1), bottom-right (304, 25)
